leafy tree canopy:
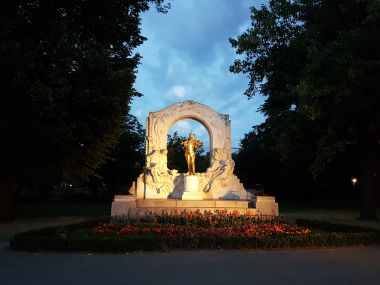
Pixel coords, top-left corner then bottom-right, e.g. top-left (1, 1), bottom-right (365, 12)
top-left (0, 0), bottom-right (170, 184)
top-left (100, 114), bottom-right (145, 195)
top-left (231, 0), bottom-right (379, 219)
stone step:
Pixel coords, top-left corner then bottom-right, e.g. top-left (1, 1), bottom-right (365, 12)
top-left (136, 199), bottom-right (250, 209)
top-left (112, 197), bottom-right (278, 218)
top-left (131, 207), bottom-right (258, 217)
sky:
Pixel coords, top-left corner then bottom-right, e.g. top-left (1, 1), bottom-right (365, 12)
top-left (131, 0), bottom-right (269, 151)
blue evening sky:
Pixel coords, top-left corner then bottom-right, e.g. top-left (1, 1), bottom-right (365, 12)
top-left (131, 0), bottom-right (269, 151)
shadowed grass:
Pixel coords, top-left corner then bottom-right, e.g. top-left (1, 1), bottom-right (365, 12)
top-left (280, 201), bottom-right (380, 230)
top-left (15, 203), bottom-right (110, 218)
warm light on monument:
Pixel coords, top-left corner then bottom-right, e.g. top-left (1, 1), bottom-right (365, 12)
top-left (182, 132), bottom-right (202, 175)
top-left (111, 101), bottom-right (279, 218)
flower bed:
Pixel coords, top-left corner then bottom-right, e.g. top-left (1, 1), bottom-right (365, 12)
top-left (10, 211), bottom-right (380, 252)
top-left (94, 210), bottom-right (311, 238)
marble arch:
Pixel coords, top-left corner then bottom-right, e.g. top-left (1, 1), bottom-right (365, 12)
top-left (133, 100), bottom-right (250, 200)
top-left (146, 101), bottom-right (231, 165)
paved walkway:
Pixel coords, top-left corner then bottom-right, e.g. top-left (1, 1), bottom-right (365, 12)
top-left (1, 243), bottom-right (379, 285)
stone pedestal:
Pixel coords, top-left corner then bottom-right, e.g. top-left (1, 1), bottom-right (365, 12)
top-left (182, 175), bottom-right (203, 200)
top-left (111, 195), bottom-right (137, 217)
top-left (250, 196), bottom-right (279, 216)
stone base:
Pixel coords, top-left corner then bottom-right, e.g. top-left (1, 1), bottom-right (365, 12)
top-left (111, 196), bottom-right (279, 219)
top-left (181, 175), bottom-right (203, 200)
top-left (181, 191), bottom-right (204, 200)
top-left (111, 195), bottom-right (137, 217)
top-left (184, 175), bottom-right (199, 192)
top-left (250, 196), bottom-right (279, 216)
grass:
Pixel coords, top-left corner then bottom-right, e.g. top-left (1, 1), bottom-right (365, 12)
top-left (280, 201), bottom-right (380, 231)
top-left (14, 202), bottom-right (110, 218)
top-left (9, 215), bottom-right (380, 252)
top-left (0, 202), bottom-right (110, 241)
top-left (5, 200), bottom-right (380, 250)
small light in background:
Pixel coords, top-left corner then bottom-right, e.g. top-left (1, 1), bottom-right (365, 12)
top-left (351, 177), bottom-right (358, 186)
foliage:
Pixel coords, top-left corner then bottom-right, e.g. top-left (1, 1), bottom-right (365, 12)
top-left (167, 132), bottom-right (209, 173)
top-left (0, 0), bottom-right (169, 185)
top-left (230, 0), bottom-right (379, 217)
top-left (233, 124), bottom-right (358, 200)
top-left (99, 115), bottom-right (145, 194)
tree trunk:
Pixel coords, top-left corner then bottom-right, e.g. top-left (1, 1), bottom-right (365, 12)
top-left (359, 140), bottom-right (378, 220)
top-left (0, 181), bottom-right (16, 222)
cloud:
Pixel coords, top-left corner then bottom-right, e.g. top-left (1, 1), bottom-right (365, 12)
top-left (133, 108), bottom-right (143, 120)
top-left (141, 1), bottom-right (244, 63)
top-left (176, 120), bottom-right (191, 129)
top-left (172, 85), bottom-right (187, 98)
top-left (131, 0), bottom-right (269, 149)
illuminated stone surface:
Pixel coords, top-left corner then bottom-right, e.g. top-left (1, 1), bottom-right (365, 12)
top-left (184, 175), bottom-right (199, 193)
top-left (111, 101), bottom-right (279, 217)
top-left (182, 175), bottom-right (203, 200)
top-left (136, 100), bottom-right (249, 200)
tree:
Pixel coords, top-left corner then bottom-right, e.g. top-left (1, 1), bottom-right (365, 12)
top-left (100, 115), bottom-right (145, 195)
top-left (0, 0), bottom-right (170, 220)
top-left (167, 132), bottom-right (208, 173)
top-left (234, 122), bottom-right (359, 202)
top-left (230, 0), bottom-right (379, 219)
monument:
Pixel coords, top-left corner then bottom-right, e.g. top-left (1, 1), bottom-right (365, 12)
top-left (181, 132), bottom-right (204, 200)
top-left (111, 101), bottom-right (278, 217)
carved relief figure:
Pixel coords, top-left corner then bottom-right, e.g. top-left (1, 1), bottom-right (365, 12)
top-left (203, 148), bottom-right (234, 192)
top-left (144, 149), bottom-right (178, 195)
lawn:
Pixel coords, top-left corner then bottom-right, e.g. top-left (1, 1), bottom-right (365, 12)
top-left (15, 203), bottom-right (110, 218)
top-left (280, 201), bottom-right (380, 231)
top-left (0, 203), bottom-right (110, 241)
top-left (5, 200), bottom-right (380, 252)
top-left (9, 209), bottom-right (380, 252)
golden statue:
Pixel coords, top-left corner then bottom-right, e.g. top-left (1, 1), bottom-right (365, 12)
top-left (182, 132), bottom-right (202, 175)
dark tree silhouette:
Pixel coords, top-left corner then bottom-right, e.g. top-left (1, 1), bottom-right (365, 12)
top-left (99, 115), bottom-right (145, 196)
top-left (0, 0), bottom-right (170, 220)
top-left (231, 0), bottom-right (379, 219)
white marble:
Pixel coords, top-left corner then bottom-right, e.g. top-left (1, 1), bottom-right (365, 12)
top-left (184, 175), bottom-right (199, 192)
top-left (134, 101), bottom-right (252, 200)
top-left (182, 175), bottom-right (203, 200)
top-left (251, 196), bottom-right (279, 216)
top-left (111, 195), bottom-right (136, 217)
